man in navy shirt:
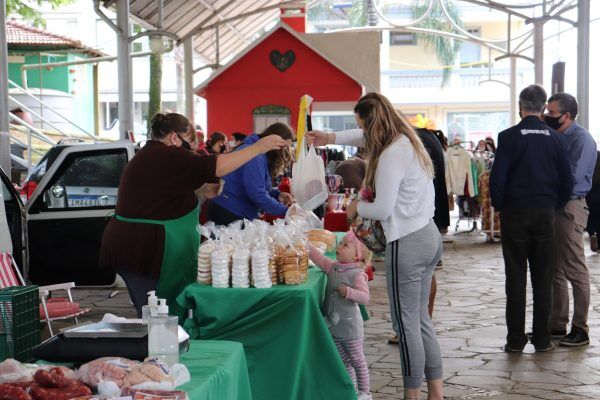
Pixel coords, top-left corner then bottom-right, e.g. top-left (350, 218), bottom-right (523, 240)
top-left (546, 93), bottom-right (597, 347)
top-left (490, 84), bottom-right (573, 353)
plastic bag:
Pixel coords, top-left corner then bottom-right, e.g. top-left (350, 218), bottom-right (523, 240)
top-left (285, 204), bottom-right (323, 230)
top-left (0, 359), bottom-right (35, 383)
top-left (291, 139), bottom-right (328, 211)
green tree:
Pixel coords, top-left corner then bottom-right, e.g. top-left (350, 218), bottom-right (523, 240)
top-left (307, 0), bottom-right (371, 30)
top-left (348, 0), bottom-right (367, 27)
top-left (147, 52), bottom-right (162, 136)
top-left (6, 0), bottom-right (75, 27)
top-left (411, 0), bottom-right (465, 86)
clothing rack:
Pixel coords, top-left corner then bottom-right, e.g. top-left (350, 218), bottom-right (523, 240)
top-left (451, 141), bottom-right (475, 150)
top-left (454, 146), bottom-right (487, 236)
top-left (454, 211), bottom-right (484, 236)
top-left (475, 151), bottom-right (500, 242)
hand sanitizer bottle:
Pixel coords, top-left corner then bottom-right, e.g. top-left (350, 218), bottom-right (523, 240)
top-left (148, 299), bottom-right (179, 366)
top-left (141, 291), bottom-right (158, 324)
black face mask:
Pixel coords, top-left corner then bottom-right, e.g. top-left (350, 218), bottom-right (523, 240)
top-left (544, 114), bottom-right (565, 131)
top-left (220, 145), bottom-right (227, 153)
top-left (177, 134), bottom-right (192, 151)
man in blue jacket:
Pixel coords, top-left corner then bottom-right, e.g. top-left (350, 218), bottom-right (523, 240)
top-left (546, 93), bottom-right (597, 347)
top-left (490, 84), bottom-right (573, 353)
top-left (207, 123), bottom-right (294, 225)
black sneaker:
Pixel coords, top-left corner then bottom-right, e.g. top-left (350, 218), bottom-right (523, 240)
top-left (559, 327), bottom-right (590, 347)
top-left (526, 329), bottom-right (567, 340)
top-left (591, 235), bottom-right (599, 252)
top-left (503, 343), bottom-right (524, 353)
top-left (535, 342), bottom-right (555, 352)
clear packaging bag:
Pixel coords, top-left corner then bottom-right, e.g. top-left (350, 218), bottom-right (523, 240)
top-left (291, 138), bottom-right (328, 211)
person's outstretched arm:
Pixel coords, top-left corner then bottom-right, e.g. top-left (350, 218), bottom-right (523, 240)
top-left (307, 129), bottom-right (365, 147)
top-left (215, 135), bottom-right (287, 177)
top-left (308, 244), bottom-right (335, 274)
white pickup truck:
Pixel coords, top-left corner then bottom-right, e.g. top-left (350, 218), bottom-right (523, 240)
top-left (2, 140), bottom-right (136, 286)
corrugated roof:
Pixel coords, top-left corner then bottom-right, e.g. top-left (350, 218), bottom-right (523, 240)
top-left (126, 0), bottom-right (305, 64)
top-left (6, 20), bottom-right (105, 56)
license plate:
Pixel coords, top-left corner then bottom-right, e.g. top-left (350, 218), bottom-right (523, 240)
top-left (68, 195), bottom-right (113, 207)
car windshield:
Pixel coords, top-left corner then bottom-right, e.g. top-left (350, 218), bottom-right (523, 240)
top-left (26, 146), bottom-right (66, 184)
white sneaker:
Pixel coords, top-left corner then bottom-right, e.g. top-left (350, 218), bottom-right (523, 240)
top-left (358, 392), bottom-right (373, 400)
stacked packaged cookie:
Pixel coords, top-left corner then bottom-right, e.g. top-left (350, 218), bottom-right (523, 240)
top-left (197, 216), bottom-right (318, 288)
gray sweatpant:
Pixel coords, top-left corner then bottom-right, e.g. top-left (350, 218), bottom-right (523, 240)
top-left (385, 220), bottom-right (443, 389)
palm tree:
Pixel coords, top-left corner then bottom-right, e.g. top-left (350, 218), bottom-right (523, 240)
top-left (411, 0), bottom-right (465, 86)
top-left (307, 0), bottom-right (373, 30)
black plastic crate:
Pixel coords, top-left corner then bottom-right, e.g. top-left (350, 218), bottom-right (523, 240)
top-left (0, 286), bottom-right (40, 362)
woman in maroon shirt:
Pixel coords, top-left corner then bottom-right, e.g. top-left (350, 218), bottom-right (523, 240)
top-left (100, 112), bottom-right (286, 317)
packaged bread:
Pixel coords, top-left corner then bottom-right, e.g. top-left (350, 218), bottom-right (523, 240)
top-left (281, 244), bottom-right (308, 285)
top-left (306, 229), bottom-right (336, 252)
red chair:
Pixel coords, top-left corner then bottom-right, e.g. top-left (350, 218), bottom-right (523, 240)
top-left (0, 252), bottom-right (90, 337)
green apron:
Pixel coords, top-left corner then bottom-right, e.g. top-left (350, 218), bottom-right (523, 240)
top-left (116, 207), bottom-right (200, 321)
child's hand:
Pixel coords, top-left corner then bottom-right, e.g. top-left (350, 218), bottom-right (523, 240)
top-left (336, 285), bottom-right (348, 297)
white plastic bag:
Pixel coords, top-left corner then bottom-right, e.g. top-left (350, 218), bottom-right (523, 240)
top-left (291, 139), bottom-right (328, 211)
top-left (285, 204), bottom-right (323, 230)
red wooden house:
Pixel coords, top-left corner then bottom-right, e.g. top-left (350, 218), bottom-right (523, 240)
top-left (195, 22), bottom-right (365, 135)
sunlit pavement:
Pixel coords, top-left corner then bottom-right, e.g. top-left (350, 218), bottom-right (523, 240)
top-left (61, 222), bottom-right (600, 399)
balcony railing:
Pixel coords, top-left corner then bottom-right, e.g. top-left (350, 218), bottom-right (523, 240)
top-left (384, 67), bottom-right (532, 89)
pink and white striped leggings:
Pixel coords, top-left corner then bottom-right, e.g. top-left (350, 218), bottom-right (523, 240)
top-left (334, 338), bottom-right (370, 393)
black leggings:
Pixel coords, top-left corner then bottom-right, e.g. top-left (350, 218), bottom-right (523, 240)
top-left (206, 201), bottom-right (243, 226)
top-left (116, 270), bottom-right (157, 318)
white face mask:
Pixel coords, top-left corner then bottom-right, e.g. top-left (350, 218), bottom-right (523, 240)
top-left (229, 140), bottom-right (237, 148)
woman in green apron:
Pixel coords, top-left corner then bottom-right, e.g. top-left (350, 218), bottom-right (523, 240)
top-left (100, 112), bottom-right (287, 319)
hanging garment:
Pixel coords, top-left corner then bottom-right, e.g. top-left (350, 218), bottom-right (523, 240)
top-left (447, 146), bottom-right (474, 196)
top-left (471, 161), bottom-right (479, 197)
top-left (479, 171), bottom-right (501, 234)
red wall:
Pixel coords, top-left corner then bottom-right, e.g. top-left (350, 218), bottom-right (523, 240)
top-left (199, 28), bottom-right (362, 135)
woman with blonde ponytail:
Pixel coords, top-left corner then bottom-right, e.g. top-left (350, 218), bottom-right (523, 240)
top-left (308, 93), bottom-right (444, 400)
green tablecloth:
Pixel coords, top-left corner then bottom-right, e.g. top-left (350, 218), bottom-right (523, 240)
top-left (179, 340), bottom-right (251, 400)
top-left (177, 267), bottom-right (356, 400)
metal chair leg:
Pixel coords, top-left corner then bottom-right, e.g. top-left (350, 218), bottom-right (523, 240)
top-left (40, 293), bottom-right (54, 337)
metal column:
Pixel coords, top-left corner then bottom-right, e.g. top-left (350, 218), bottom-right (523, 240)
top-left (533, 21), bottom-right (544, 85)
top-left (184, 37), bottom-right (194, 127)
top-left (510, 57), bottom-right (518, 125)
top-left (0, 0), bottom-right (11, 174)
top-left (577, 0), bottom-right (590, 129)
top-left (116, 0), bottom-right (133, 140)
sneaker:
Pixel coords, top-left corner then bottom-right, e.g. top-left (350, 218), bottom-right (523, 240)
top-left (535, 342), bottom-right (555, 352)
top-left (388, 334), bottom-right (399, 345)
top-left (526, 329), bottom-right (567, 340)
top-left (436, 260), bottom-right (443, 270)
top-left (592, 234), bottom-right (599, 252)
top-left (503, 343), bottom-right (524, 353)
top-left (559, 327), bottom-right (590, 347)
top-left (358, 392), bottom-right (373, 400)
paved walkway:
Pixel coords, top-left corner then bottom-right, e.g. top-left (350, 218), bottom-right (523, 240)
top-left (62, 227), bottom-right (600, 399)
